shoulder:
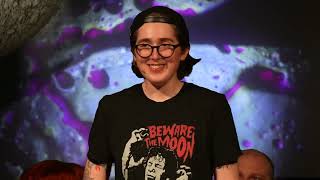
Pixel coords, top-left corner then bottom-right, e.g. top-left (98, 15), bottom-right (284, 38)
top-left (185, 82), bottom-right (226, 101)
top-left (99, 83), bottom-right (141, 104)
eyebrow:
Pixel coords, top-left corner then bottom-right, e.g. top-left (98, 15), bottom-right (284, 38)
top-left (155, 163), bottom-right (163, 168)
top-left (137, 38), bottom-right (175, 44)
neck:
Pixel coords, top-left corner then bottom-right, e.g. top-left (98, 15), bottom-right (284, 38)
top-left (142, 78), bottom-right (184, 102)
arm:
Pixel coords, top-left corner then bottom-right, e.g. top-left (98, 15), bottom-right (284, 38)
top-left (122, 128), bottom-right (149, 178)
top-left (86, 96), bottom-right (112, 180)
top-left (211, 95), bottom-right (242, 180)
top-left (83, 159), bottom-right (109, 180)
top-left (214, 163), bottom-right (239, 180)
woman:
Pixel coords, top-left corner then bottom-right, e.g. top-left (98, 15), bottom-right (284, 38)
top-left (84, 6), bottom-right (241, 180)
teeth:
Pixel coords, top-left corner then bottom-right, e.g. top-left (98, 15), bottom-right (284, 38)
top-left (149, 64), bottom-right (164, 67)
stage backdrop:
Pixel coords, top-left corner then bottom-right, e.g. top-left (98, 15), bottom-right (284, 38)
top-left (1, 0), bottom-right (318, 179)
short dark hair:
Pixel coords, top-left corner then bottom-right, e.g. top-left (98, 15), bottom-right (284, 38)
top-left (130, 6), bottom-right (200, 80)
top-left (144, 147), bottom-right (178, 179)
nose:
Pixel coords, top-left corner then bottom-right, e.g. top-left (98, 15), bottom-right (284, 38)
top-left (148, 164), bottom-right (156, 173)
top-left (150, 47), bottom-right (161, 60)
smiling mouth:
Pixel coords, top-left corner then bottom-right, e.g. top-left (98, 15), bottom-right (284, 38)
top-left (148, 64), bottom-right (165, 67)
top-left (146, 174), bottom-right (155, 180)
top-left (148, 64), bottom-right (165, 72)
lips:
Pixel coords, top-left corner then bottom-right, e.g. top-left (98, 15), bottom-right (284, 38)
top-left (148, 64), bottom-right (165, 72)
top-left (146, 175), bottom-right (155, 180)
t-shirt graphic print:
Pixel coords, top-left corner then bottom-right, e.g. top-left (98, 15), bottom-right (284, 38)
top-left (122, 124), bottom-right (195, 180)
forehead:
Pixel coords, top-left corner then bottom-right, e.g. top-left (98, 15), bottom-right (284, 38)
top-left (136, 22), bottom-right (178, 43)
top-left (148, 155), bottom-right (165, 163)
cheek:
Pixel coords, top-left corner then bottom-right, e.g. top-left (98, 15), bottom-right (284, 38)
top-left (171, 59), bottom-right (182, 68)
top-left (135, 60), bottom-right (145, 69)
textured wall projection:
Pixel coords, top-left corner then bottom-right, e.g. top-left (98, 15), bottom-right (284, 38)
top-left (0, 0), bottom-right (62, 56)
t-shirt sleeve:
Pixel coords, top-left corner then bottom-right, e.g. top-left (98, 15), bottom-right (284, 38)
top-left (211, 94), bottom-right (242, 168)
top-left (87, 96), bottom-right (113, 165)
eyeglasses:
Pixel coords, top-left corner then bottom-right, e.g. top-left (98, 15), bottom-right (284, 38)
top-left (134, 44), bottom-right (180, 58)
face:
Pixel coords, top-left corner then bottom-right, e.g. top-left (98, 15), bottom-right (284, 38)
top-left (145, 155), bottom-right (166, 180)
top-left (238, 154), bottom-right (272, 180)
top-left (133, 22), bottom-right (189, 87)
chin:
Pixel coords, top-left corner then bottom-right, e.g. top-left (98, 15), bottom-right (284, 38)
top-left (144, 74), bottom-right (169, 85)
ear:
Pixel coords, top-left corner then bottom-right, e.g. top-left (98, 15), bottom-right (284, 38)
top-left (180, 47), bottom-right (190, 61)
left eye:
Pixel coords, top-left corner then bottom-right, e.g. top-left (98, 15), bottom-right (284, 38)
top-left (160, 44), bottom-right (173, 49)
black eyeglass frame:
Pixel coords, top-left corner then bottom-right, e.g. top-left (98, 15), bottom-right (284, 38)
top-left (134, 44), bottom-right (181, 58)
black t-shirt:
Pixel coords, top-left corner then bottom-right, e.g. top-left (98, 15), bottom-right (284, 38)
top-left (87, 82), bottom-right (241, 180)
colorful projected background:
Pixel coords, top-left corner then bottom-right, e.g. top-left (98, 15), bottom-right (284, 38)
top-left (0, 0), bottom-right (316, 179)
